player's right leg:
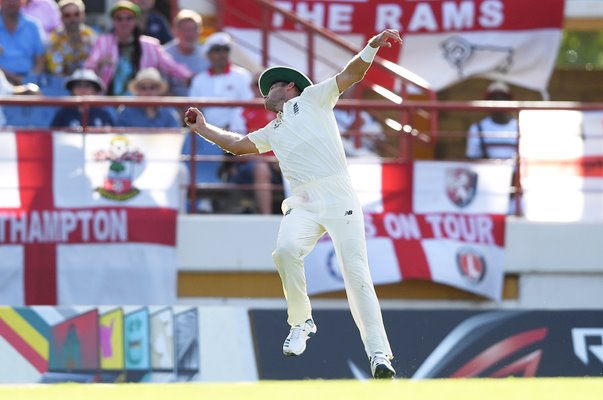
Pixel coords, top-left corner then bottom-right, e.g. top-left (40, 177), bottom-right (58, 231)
top-left (272, 207), bottom-right (324, 356)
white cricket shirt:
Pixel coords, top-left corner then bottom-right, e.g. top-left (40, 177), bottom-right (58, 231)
top-left (248, 77), bottom-right (349, 191)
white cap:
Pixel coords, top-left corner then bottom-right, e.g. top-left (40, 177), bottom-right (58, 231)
top-left (486, 81), bottom-right (511, 97)
top-left (202, 32), bottom-right (232, 56)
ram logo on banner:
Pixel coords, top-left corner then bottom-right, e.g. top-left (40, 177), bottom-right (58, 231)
top-left (0, 130), bottom-right (184, 305)
top-left (519, 111), bottom-right (603, 221)
top-left (305, 161), bottom-right (512, 300)
top-left (221, 0), bottom-right (564, 93)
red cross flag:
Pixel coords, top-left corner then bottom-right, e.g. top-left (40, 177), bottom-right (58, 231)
top-left (0, 130), bottom-right (183, 305)
top-left (305, 161), bottom-right (513, 301)
top-left (520, 111), bottom-right (603, 221)
top-left (222, 0), bottom-right (564, 93)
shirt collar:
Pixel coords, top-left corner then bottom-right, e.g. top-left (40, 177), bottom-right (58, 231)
top-left (208, 63), bottom-right (232, 76)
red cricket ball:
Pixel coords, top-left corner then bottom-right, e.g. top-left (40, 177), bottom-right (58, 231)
top-left (185, 109), bottom-right (197, 123)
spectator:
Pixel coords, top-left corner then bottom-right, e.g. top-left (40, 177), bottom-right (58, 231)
top-left (0, 0), bottom-right (45, 85)
top-left (46, 0), bottom-right (96, 76)
top-left (83, 0), bottom-right (191, 96)
top-left (0, 69), bottom-right (40, 127)
top-left (50, 69), bottom-right (115, 128)
top-left (116, 67), bottom-right (180, 128)
top-left (130, 0), bottom-right (173, 44)
top-left (226, 74), bottom-right (283, 214)
top-left (466, 81), bottom-right (519, 214)
top-left (334, 86), bottom-right (385, 158)
top-left (163, 9), bottom-right (208, 96)
top-left (188, 32), bottom-right (253, 132)
top-left (466, 81), bottom-right (518, 160)
top-left (20, 0), bottom-right (61, 41)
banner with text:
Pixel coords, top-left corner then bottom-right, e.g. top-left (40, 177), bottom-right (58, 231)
top-left (305, 161), bottom-right (512, 300)
top-left (0, 130), bottom-right (184, 305)
top-left (222, 0), bottom-right (564, 92)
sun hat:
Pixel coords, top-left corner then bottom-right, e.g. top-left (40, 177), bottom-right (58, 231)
top-left (127, 67), bottom-right (169, 95)
top-left (258, 66), bottom-right (313, 97)
top-left (64, 69), bottom-right (105, 92)
top-left (110, 0), bottom-right (141, 18)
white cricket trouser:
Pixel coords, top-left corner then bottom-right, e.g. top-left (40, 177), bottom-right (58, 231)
top-left (271, 174), bottom-right (393, 358)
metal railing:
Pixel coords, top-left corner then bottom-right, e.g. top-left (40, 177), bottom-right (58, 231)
top-left (2, 95), bottom-right (603, 215)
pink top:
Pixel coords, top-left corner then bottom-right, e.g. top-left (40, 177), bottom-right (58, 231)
top-left (84, 34), bottom-right (192, 86)
top-left (21, 0), bottom-right (61, 38)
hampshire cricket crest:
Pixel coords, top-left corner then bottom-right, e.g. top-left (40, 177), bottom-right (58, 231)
top-left (94, 135), bottom-right (144, 200)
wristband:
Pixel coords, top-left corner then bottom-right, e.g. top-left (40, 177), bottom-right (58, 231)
top-left (359, 43), bottom-right (378, 63)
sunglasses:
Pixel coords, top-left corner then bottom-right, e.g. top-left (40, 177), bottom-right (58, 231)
top-left (113, 15), bottom-right (135, 22)
top-left (209, 45), bottom-right (230, 53)
top-left (62, 11), bottom-right (80, 18)
top-left (72, 81), bottom-right (96, 88)
top-left (136, 84), bottom-right (160, 91)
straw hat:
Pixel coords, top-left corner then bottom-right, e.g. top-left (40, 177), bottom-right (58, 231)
top-left (127, 67), bottom-right (169, 95)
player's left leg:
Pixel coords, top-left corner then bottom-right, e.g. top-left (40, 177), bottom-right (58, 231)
top-left (325, 215), bottom-right (396, 378)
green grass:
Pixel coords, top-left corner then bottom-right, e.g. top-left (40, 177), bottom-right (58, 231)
top-left (1, 378), bottom-right (603, 400)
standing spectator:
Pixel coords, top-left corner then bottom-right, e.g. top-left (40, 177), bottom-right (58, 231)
top-left (187, 32), bottom-right (253, 213)
top-left (116, 67), bottom-right (180, 128)
top-left (130, 0), bottom-right (172, 44)
top-left (83, 0), bottom-right (191, 96)
top-left (163, 9), bottom-right (208, 96)
top-left (188, 32), bottom-right (253, 132)
top-left (20, 0), bottom-right (61, 41)
top-left (50, 69), bottom-right (115, 128)
top-left (46, 0), bottom-right (96, 76)
top-left (0, 0), bottom-right (45, 85)
top-left (466, 81), bottom-right (518, 160)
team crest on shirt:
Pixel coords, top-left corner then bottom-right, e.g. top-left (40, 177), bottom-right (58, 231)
top-left (445, 168), bottom-right (478, 208)
top-left (93, 135), bottom-right (144, 201)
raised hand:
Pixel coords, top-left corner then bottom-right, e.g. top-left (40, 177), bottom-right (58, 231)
top-left (369, 29), bottom-right (403, 48)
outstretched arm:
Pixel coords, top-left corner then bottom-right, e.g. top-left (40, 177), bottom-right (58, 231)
top-left (184, 108), bottom-right (259, 156)
top-left (336, 29), bottom-right (403, 94)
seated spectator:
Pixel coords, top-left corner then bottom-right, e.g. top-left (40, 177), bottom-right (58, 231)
top-left (116, 67), bottom-right (180, 128)
top-left (466, 81), bottom-right (518, 160)
top-left (83, 0), bottom-right (192, 96)
top-left (188, 32), bottom-right (253, 132)
top-left (227, 74), bottom-right (283, 214)
top-left (50, 69), bottom-right (115, 128)
top-left (0, 0), bottom-right (45, 85)
top-left (20, 0), bottom-right (61, 41)
top-left (0, 69), bottom-right (40, 127)
top-left (131, 0), bottom-right (173, 44)
top-left (163, 9), bottom-right (209, 96)
top-left (46, 0), bottom-right (96, 76)
top-left (466, 81), bottom-right (520, 214)
top-left (334, 85), bottom-right (385, 158)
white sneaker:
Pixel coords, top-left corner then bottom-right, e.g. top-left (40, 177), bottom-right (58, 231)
top-left (282, 319), bottom-right (317, 356)
top-left (370, 352), bottom-right (396, 379)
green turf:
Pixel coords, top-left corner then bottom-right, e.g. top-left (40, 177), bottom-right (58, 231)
top-left (1, 378), bottom-right (603, 400)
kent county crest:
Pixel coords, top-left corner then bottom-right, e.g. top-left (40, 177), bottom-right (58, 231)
top-left (94, 136), bottom-right (144, 201)
top-left (445, 168), bottom-right (478, 208)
